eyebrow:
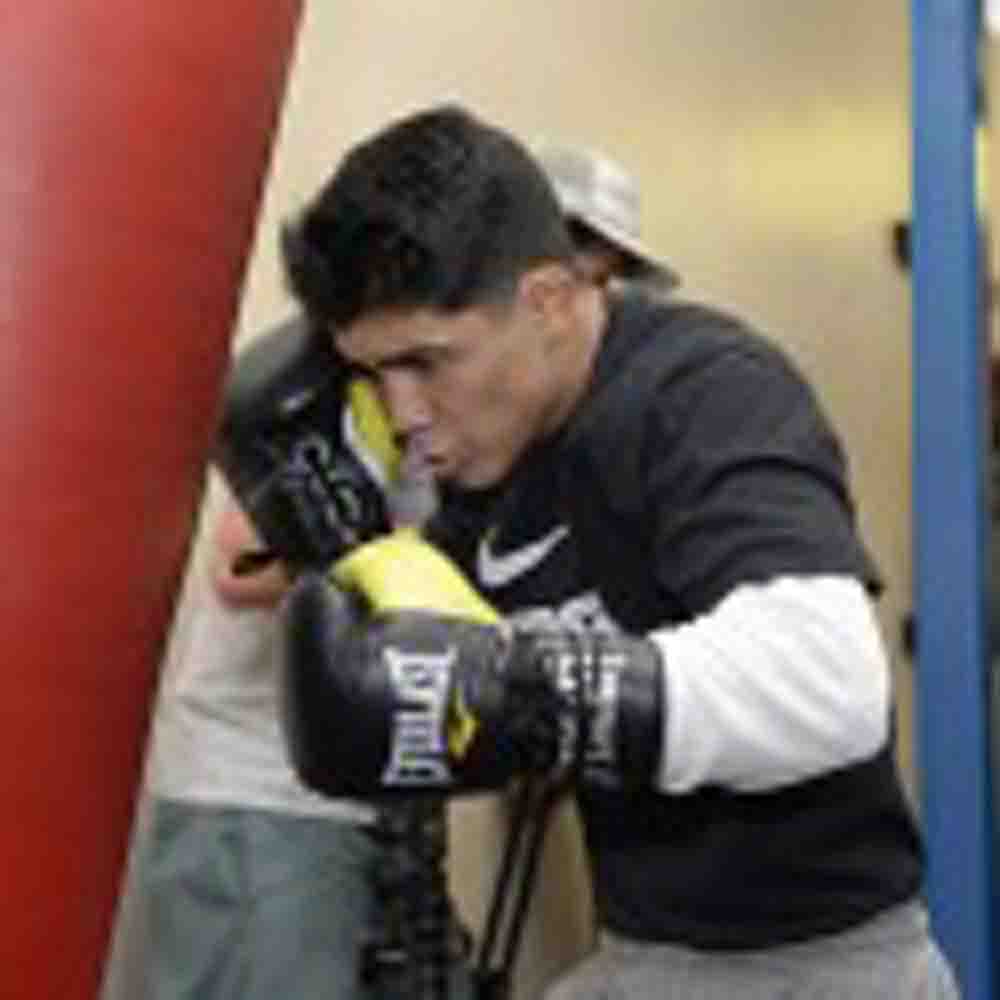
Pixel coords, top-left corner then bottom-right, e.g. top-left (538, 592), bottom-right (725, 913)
top-left (337, 337), bottom-right (457, 374)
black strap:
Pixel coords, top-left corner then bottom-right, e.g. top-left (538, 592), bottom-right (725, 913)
top-left (473, 634), bottom-right (595, 998)
top-left (472, 775), bottom-right (565, 999)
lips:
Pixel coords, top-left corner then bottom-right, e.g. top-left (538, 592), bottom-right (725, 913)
top-left (411, 440), bottom-right (449, 473)
top-left (400, 432), bottom-right (454, 480)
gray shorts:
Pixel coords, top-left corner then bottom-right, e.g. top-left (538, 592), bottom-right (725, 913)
top-left (544, 901), bottom-right (960, 1000)
top-left (140, 797), bottom-right (473, 1000)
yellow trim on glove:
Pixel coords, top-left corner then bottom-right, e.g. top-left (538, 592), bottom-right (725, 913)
top-left (332, 527), bottom-right (501, 626)
top-left (347, 378), bottom-right (400, 483)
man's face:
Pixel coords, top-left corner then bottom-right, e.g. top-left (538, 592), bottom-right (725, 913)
top-left (336, 269), bottom-right (587, 489)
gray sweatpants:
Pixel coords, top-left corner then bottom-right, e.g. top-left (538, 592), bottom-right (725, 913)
top-left (544, 901), bottom-right (960, 999)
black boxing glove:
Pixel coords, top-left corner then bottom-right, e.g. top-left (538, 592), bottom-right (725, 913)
top-left (213, 315), bottom-right (398, 569)
top-left (280, 530), bottom-right (664, 798)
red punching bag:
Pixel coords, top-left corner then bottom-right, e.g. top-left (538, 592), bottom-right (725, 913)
top-left (0, 2), bottom-right (303, 995)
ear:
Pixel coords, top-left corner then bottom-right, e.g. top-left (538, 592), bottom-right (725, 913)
top-left (517, 262), bottom-right (577, 330)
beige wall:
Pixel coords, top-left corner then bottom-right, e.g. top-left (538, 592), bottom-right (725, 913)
top-left (230, 2), bottom-right (916, 996)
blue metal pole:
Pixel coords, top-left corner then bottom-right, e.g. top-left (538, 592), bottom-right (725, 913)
top-left (911, 1), bottom-right (994, 996)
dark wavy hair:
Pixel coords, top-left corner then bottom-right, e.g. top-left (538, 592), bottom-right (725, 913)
top-left (281, 105), bottom-right (574, 330)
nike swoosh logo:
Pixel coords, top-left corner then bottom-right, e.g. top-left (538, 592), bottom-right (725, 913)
top-left (477, 524), bottom-right (570, 588)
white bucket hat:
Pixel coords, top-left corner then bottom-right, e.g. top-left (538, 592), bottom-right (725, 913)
top-left (533, 141), bottom-right (679, 290)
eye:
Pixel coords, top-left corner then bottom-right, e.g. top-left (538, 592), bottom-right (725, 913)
top-left (384, 348), bottom-right (448, 379)
top-left (406, 353), bottom-right (437, 375)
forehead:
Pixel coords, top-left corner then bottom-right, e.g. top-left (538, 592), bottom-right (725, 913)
top-left (335, 306), bottom-right (500, 367)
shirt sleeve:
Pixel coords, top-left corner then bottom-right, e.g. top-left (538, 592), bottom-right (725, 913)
top-left (643, 343), bottom-right (880, 615)
top-left (636, 341), bottom-right (890, 791)
top-left (651, 574), bottom-right (891, 793)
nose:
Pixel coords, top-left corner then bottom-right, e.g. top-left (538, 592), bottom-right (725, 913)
top-left (378, 367), bottom-right (432, 440)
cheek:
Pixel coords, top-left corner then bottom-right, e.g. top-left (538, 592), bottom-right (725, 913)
top-left (437, 375), bottom-right (508, 441)
top-left (432, 342), bottom-right (550, 453)
top-left (469, 364), bottom-right (547, 445)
